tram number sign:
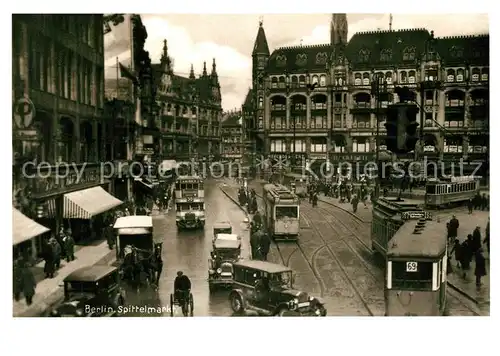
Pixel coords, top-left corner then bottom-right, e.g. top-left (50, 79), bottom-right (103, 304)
top-left (406, 261), bottom-right (418, 272)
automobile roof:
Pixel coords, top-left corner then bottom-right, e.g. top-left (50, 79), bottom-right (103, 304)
top-left (233, 260), bottom-right (291, 273)
top-left (213, 221), bottom-right (232, 229)
top-left (64, 266), bottom-right (118, 282)
top-left (214, 239), bottom-right (241, 249)
top-left (114, 215), bottom-right (153, 229)
top-left (215, 233), bottom-right (239, 241)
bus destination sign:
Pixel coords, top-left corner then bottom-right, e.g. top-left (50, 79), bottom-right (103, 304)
top-left (401, 211), bottom-right (432, 220)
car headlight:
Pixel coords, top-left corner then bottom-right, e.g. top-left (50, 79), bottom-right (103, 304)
top-left (209, 269), bottom-right (215, 274)
top-left (176, 217), bottom-right (181, 222)
top-left (293, 298), bottom-right (299, 305)
top-left (309, 296), bottom-right (314, 301)
top-left (75, 309), bottom-right (84, 316)
top-left (315, 309), bottom-right (321, 315)
top-left (217, 268), bottom-right (222, 274)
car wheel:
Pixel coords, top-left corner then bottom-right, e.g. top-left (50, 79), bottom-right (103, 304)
top-left (230, 293), bottom-right (244, 314)
top-left (276, 307), bottom-right (290, 316)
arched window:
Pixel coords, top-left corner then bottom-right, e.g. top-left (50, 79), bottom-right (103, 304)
top-left (315, 52), bottom-right (328, 65)
top-left (358, 49), bottom-right (370, 63)
top-left (319, 75), bottom-right (327, 87)
top-left (385, 72), bottom-right (392, 84)
top-left (380, 49), bottom-right (392, 62)
top-left (354, 73), bottom-right (362, 86)
top-left (400, 71), bottom-right (407, 83)
top-left (271, 77), bottom-right (278, 88)
top-left (408, 70), bottom-right (416, 84)
top-left (258, 97), bottom-right (263, 108)
top-left (298, 75), bottom-right (306, 87)
top-left (481, 68), bottom-right (489, 81)
top-left (278, 76), bottom-right (286, 88)
top-left (447, 69), bottom-right (455, 82)
top-left (291, 76), bottom-right (298, 88)
top-left (362, 72), bottom-right (370, 86)
top-left (311, 75), bottom-right (319, 85)
top-left (456, 69), bottom-right (464, 82)
top-left (471, 68), bottom-right (480, 82)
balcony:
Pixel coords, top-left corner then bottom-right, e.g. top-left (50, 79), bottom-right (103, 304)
top-left (351, 121), bottom-right (372, 130)
top-left (350, 101), bottom-right (372, 114)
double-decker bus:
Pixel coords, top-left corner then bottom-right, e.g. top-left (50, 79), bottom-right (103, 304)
top-left (262, 184), bottom-right (300, 241)
top-left (174, 176), bottom-right (205, 230)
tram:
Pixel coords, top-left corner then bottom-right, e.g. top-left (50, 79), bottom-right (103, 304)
top-left (385, 218), bottom-right (447, 316)
top-left (262, 184), bottom-right (300, 241)
top-left (425, 176), bottom-right (480, 208)
top-left (371, 198), bottom-right (432, 257)
top-left (174, 175), bottom-right (205, 230)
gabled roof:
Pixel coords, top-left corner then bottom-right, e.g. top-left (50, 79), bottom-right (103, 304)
top-left (435, 34), bottom-right (489, 66)
top-left (222, 114), bottom-right (241, 126)
top-left (267, 44), bottom-right (331, 74)
top-left (242, 89), bottom-right (253, 108)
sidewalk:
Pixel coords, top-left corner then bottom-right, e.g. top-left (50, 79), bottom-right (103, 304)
top-left (13, 241), bottom-right (116, 317)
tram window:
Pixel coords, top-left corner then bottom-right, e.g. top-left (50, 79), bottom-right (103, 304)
top-left (275, 206), bottom-right (298, 219)
top-left (391, 261), bottom-right (433, 290)
top-left (426, 185), bottom-right (436, 194)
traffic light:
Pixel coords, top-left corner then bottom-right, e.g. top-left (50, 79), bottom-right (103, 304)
top-left (384, 103), bottom-right (420, 153)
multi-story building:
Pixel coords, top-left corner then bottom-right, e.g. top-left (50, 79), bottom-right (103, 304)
top-left (12, 14), bottom-right (119, 257)
top-left (244, 15), bottom-right (489, 176)
top-left (221, 111), bottom-right (244, 162)
top-left (152, 40), bottom-right (223, 162)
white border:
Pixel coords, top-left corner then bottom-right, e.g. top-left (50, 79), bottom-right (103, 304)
top-left (3, 3), bottom-right (497, 356)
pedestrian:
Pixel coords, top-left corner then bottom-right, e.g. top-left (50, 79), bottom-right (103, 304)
top-left (13, 257), bottom-right (23, 301)
top-left (474, 248), bottom-right (487, 288)
top-left (481, 194), bottom-right (488, 211)
top-left (467, 198), bottom-right (473, 214)
top-left (250, 229), bottom-right (261, 260)
top-left (448, 215), bottom-right (459, 241)
top-left (352, 194), bottom-right (359, 213)
top-left (472, 226), bottom-right (482, 253)
top-left (106, 223), bottom-right (115, 249)
top-left (51, 237), bottom-right (61, 270)
top-left (65, 233), bottom-right (75, 262)
top-left (483, 219), bottom-right (490, 257)
top-left (259, 231), bottom-right (271, 261)
top-left (43, 240), bottom-right (55, 279)
top-left (449, 239), bottom-right (462, 268)
top-left (21, 264), bottom-right (36, 306)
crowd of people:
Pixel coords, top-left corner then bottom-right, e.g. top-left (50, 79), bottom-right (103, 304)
top-left (448, 215), bottom-right (489, 288)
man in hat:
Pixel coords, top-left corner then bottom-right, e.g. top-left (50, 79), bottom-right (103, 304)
top-left (64, 230), bottom-right (75, 262)
top-left (50, 237), bottom-right (62, 270)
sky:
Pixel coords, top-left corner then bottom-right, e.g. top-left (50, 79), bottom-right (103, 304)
top-left (104, 13), bottom-right (489, 112)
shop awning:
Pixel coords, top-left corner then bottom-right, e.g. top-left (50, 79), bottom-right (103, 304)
top-left (63, 186), bottom-right (123, 219)
top-left (12, 208), bottom-right (50, 245)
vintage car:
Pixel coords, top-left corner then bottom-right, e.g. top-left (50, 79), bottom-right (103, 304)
top-left (228, 260), bottom-right (327, 316)
top-left (49, 266), bottom-right (125, 317)
top-left (208, 233), bottom-right (241, 292)
top-left (213, 221), bottom-right (232, 242)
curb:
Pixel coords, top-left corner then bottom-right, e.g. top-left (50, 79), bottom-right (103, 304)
top-left (446, 281), bottom-right (481, 305)
top-left (15, 249), bottom-right (117, 317)
top-left (219, 186), bottom-right (250, 221)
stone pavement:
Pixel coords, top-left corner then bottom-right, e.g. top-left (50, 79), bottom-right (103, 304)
top-left (13, 240), bottom-right (116, 317)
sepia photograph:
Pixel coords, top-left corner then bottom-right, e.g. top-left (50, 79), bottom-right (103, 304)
top-left (11, 11), bottom-right (490, 321)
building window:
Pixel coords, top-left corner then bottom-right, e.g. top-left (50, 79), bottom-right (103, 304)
top-left (319, 75), bottom-right (327, 87)
top-left (380, 49), bottom-right (392, 62)
top-left (456, 69), bottom-right (464, 82)
top-left (311, 75), bottom-right (319, 85)
top-left (316, 52), bottom-right (328, 65)
top-left (258, 97), bottom-right (263, 108)
top-left (352, 139), bottom-right (368, 153)
top-left (403, 46), bottom-right (416, 61)
top-left (447, 69), bottom-right (455, 82)
top-left (271, 77), bottom-right (278, 88)
top-left (400, 71), bottom-right (407, 83)
top-left (310, 139), bottom-right (326, 153)
top-left (408, 71), bottom-right (416, 84)
top-left (334, 114), bottom-right (342, 128)
top-left (471, 68), bottom-right (480, 82)
top-left (291, 139), bottom-right (306, 153)
top-left (270, 117), bottom-right (284, 130)
top-left (362, 72), bottom-right (370, 86)
top-left (278, 76), bottom-right (286, 88)
top-left (353, 115), bottom-right (370, 129)
top-left (333, 141), bottom-right (345, 153)
top-left (481, 68), bottom-right (489, 81)
top-left (443, 138), bottom-right (463, 153)
top-left (311, 116), bottom-right (327, 129)
top-left (271, 139), bottom-right (285, 152)
top-left (354, 73), bottom-right (362, 86)
top-left (450, 46), bottom-right (464, 58)
top-left (299, 75), bottom-right (306, 87)
top-left (258, 116), bottom-right (263, 128)
top-left (358, 49), bottom-right (370, 63)
top-left (385, 72), bottom-right (393, 84)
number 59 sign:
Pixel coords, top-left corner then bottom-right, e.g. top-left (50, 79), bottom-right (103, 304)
top-left (406, 261), bottom-right (418, 272)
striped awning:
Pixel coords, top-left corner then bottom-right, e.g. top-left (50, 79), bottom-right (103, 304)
top-left (63, 186), bottom-right (123, 219)
top-left (12, 208), bottom-right (50, 245)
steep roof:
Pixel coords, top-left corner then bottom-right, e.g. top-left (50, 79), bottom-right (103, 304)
top-left (266, 29), bottom-right (489, 73)
top-left (222, 113), bottom-right (241, 127)
top-left (253, 23), bottom-right (270, 55)
top-left (242, 89), bottom-right (253, 108)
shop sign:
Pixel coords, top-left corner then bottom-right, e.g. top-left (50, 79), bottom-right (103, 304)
top-left (309, 154), bottom-right (327, 160)
top-left (329, 154), bottom-right (372, 162)
top-left (29, 164), bottom-right (111, 196)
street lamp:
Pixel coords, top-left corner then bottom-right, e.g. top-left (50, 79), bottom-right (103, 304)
top-left (371, 71), bottom-right (387, 198)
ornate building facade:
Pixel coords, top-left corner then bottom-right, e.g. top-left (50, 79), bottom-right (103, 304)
top-left (244, 15), bottom-right (489, 175)
top-left (152, 40), bottom-right (223, 162)
top-left (221, 111), bottom-right (244, 162)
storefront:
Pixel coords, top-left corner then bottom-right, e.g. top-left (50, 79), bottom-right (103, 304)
top-left (307, 153), bottom-right (329, 178)
top-left (12, 208), bottom-right (50, 260)
top-left (328, 152), bottom-right (376, 179)
top-left (25, 163), bottom-right (123, 244)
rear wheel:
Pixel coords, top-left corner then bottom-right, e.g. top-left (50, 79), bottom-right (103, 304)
top-left (230, 293), bottom-right (244, 314)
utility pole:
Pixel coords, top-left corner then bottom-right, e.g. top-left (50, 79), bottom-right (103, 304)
top-left (372, 72), bottom-right (385, 199)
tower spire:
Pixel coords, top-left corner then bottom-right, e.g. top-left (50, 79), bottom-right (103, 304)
top-left (202, 61), bottom-right (207, 76)
top-left (211, 58), bottom-right (217, 75)
top-left (252, 19), bottom-right (270, 56)
top-left (389, 14), bottom-right (393, 31)
top-left (330, 14), bottom-right (348, 45)
top-left (162, 39), bottom-right (168, 59)
top-left (189, 64), bottom-right (195, 79)
top-left (161, 39), bottom-right (172, 74)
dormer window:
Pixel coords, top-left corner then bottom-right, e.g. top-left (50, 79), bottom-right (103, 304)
top-left (295, 53), bottom-right (307, 67)
top-left (481, 68), bottom-right (489, 81)
top-left (354, 73), bottom-right (362, 86)
top-left (408, 71), bottom-right (416, 84)
top-left (385, 72), bottom-right (392, 84)
top-left (450, 46), bottom-right (464, 58)
top-left (299, 75), bottom-right (306, 87)
top-left (358, 49), bottom-right (370, 63)
top-left (400, 71), bottom-right (407, 83)
top-left (319, 75), bottom-right (327, 87)
top-left (271, 77), bottom-right (278, 88)
top-left (456, 69), bottom-right (464, 82)
top-left (471, 68), bottom-right (480, 82)
top-left (403, 46), bottom-right (416, 61)
top-left (362, 72), bottom-right (370, 86)
top-left (312, 75), bottom-right (319, 85)
top-left (276, 54), bottom-right (287, 68)
top-left (316, 52), bottom-right (328, 65)
top-left (380, 49), bottom-right (392, 62)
